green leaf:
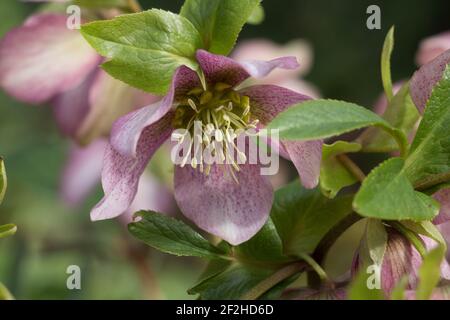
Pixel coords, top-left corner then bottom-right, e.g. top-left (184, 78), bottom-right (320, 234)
top-left (405, 65), bottom-right (450, 189)
top-left (188, 263), bottom-right (274, 300)
top-left (235, 218), bottom-right (287, 263)
top-left (362, 219), bottom-right (388, 268)
top-left (358, 83), bottom-right (420, 153)
top-left (271, 181), bottom-right (354, 255)
top-left (0, 157), bottom-right (6, 204)
top-left (354, 158), bottom-right (439, 221)
top-left (0, 224), bottom-right (17, 239)
top-left (401, 220), bottom-right (447, 250)
top-left (246, 4), bottom-right (265, 25)
top-left (268, 99), bottom-right (407, 155)
top-left (416, 245), bottom-right (446, 300)
top-left (128, 211), bottom-right (226, 258)
top-left (180, 0), bottom-right (261, 55)
top-left (381, 26), bottom-right (395, 101)
top-left (320, 141), bottom-right (361, 198)
top-left (0, 283), bottom-right (14, 300)
top-left (81, 9), bottom-right (203, 95)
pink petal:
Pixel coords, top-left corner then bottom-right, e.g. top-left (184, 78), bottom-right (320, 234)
top-left (110, 66), bottom-right (199, 157)
top-left (283, 140), bottom-right (322, 189)
top-left (410, 49), bottom-right (450, 114)
top-left (416, 31), bottom-right (450, 66)
top-left (0, 14), bottom-right (100, 104)
top-left (51, 70), bottom-right (98, 137)
top-left (196, 49), bottom-right (299, 87)
top-left (240, 85), bottom-right (311, 124)
top-left (241, 85), bottom-right (321, 189)
top-left (174, 164), bottom-right (273, 245)
top-left (91, 111), bottom-right (174, 221)
top-left (433, 188), bottom-right (450, 225)
top-left (76, 70), bottom-right (160, 145)
top-left (60, 139), bottom-right (107, 207)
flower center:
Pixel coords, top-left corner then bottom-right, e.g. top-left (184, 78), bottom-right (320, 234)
top-left (172, 82), bottom-right (259, 179)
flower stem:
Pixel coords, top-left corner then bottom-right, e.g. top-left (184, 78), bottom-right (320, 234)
top-left (240, 262), bottom-right (306, 300)
top-left (337, 154), bottom-right (366, 182)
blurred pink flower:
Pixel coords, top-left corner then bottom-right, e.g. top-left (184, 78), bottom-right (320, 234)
top-left (0, 13), bottom-right (159, 144)
top-left (416, 31), bottom-right (450, 66)
top-left (232, 38), bottom-right (320, 98)
top-left (61, 138), bottom-right (175, 219)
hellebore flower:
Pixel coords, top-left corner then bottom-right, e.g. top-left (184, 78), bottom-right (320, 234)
top-left (92, 50), bottom-right (322, 245)
top-left (0, 12), bottom-right (158, 144)
top-left (352, 227), bottom-right (450, 297)
top-left (232, 38), bottom-right (320, 98)
top-left (61, 138), bottom-right (175, 218)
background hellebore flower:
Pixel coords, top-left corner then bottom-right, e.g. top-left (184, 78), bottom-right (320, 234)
top-left (60, 138), bottom-right (175, 219)
top-left (91, 49), bottom-right (323, 245)
top-left (352, 227), bottom-right (450, 297)
top-left (416, 31), bottom-right (450, 66)
top-left (232, 38), bottom-right (320, 98)
top-left (0, 12), bottom-right (159, 144)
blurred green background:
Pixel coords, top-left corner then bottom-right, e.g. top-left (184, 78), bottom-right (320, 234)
top-left (0, 0), bottom-right (448, 299)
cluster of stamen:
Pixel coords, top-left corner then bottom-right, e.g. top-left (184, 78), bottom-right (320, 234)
top-left (172, 82), bottom-right (259, 180)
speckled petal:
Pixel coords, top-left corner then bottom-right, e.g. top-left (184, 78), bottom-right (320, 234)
top-left (110, 66), bottom-right (199, 157)
top-left (174, 164), bottom-right (273, 245)
top-left (91, 111), bottom-right (174, 221)
top-left (410, 49), bottom-right (450, 113)
top-left (196, 49), bottom-right (299, 88)
top-left (241, 85), bottom-right (321, 188)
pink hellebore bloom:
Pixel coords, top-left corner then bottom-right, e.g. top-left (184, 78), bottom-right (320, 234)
top-left (0, 13), bottom-right (158, 144)
top-left (92, 50), bottom-right (323, 245)
top-left (352, 228), bottom-right (450, 297)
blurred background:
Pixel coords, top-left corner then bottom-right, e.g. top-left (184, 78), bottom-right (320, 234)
top-left (0, 0), bottom-right (449, 299)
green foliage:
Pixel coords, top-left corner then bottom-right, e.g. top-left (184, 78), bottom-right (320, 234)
top-left (0, 224), bottom-right (17, 239)
top-left (180, 0), bottom-right (261, 55)
top-left (235, 218), bottom-right (287, 262)
top-left (128, 211), bottom-right (226, 258)
top-left (268, 99), bottom-right (407, 155)
top-left (0, 157), bottom-right (5, 204)
top-left (415, 245), bottom-right (446, 300)
top-left (271, 181), bottom-right (354, 255)
top-left (81, 9), bottom-right (203, 95)
top-left (74, 0), bottom-right (127, 9)
top-left (359, 83), bottom-right (420, 153)
top-left (320, 141), bottom-right (361, 198)
top-left (381, 26), bottom-right (395, 101)
top-left (354, 158), bottom-right (439, 221)
top-left (405, 65), bottom-right (450, 189)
